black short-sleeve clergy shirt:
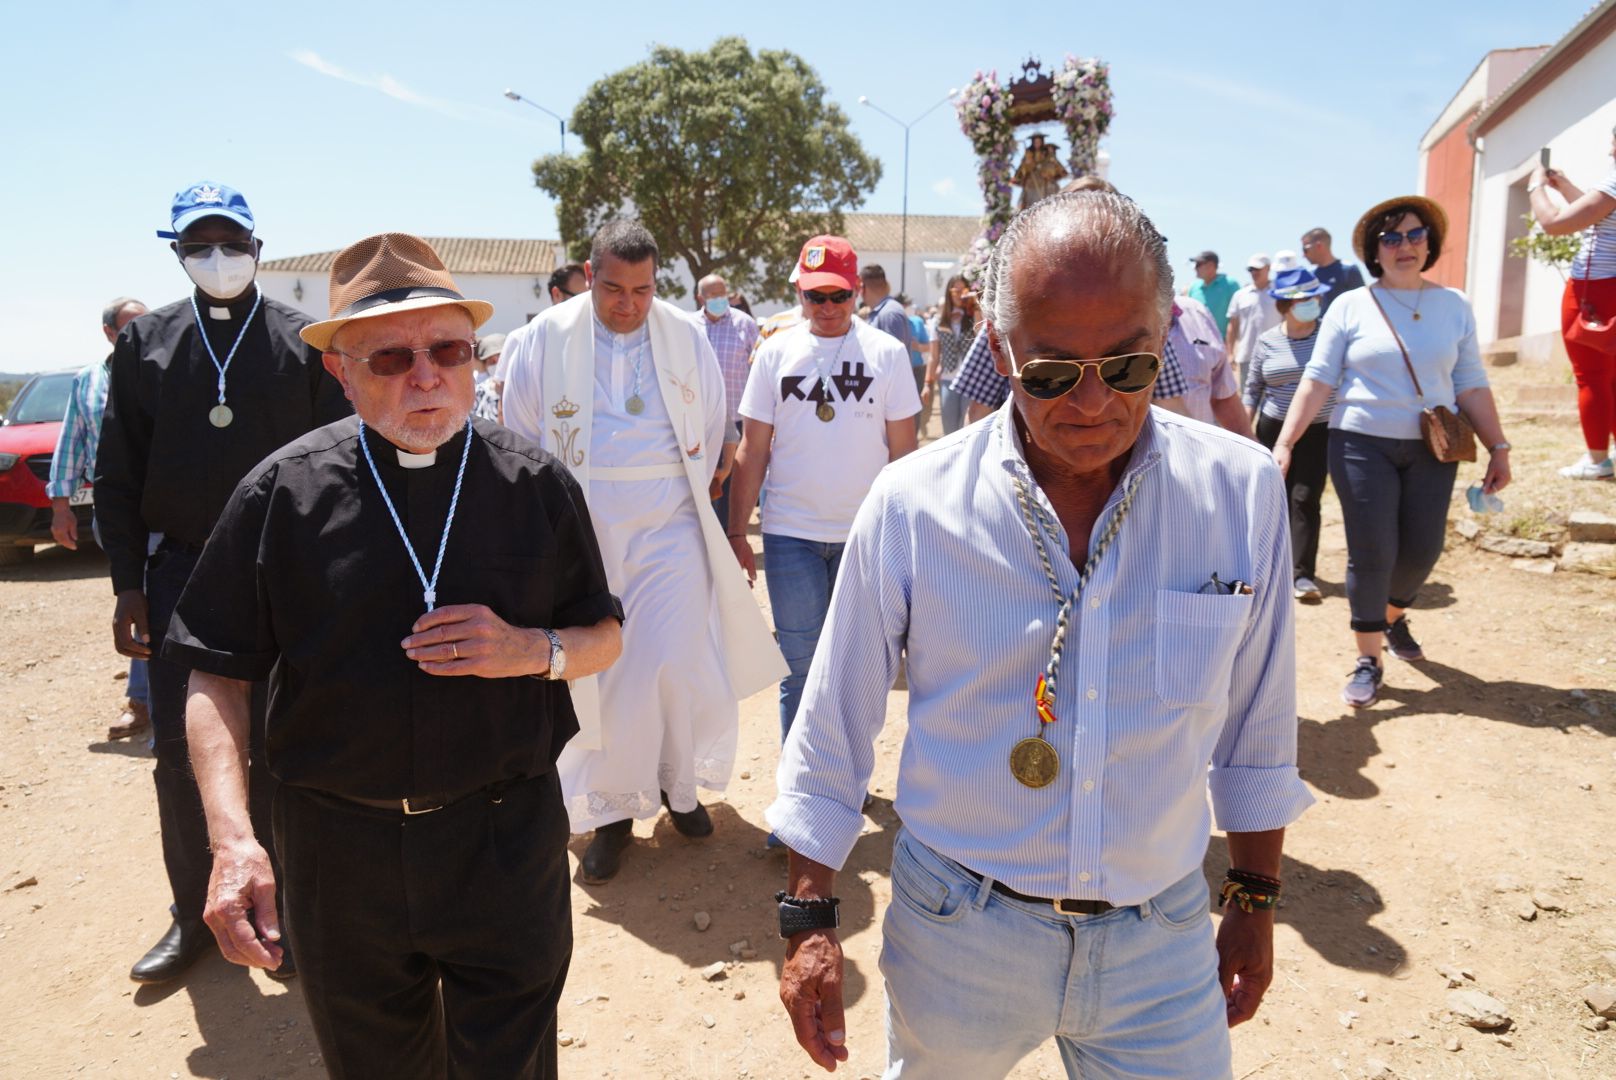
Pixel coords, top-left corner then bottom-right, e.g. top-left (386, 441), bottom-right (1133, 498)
top-left (164, 416), bottom-right (623, 800)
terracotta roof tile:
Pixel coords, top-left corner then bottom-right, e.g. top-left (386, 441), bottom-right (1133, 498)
top-left (261, 237), bottom-right (563, 275)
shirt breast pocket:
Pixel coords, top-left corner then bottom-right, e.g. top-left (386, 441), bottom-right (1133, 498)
top-left (469, 554), bottom-right (555, 628)
top-left (1154, 589), bottom-right (1254, 708)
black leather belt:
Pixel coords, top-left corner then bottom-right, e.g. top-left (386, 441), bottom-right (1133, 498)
top-left (331, 778), bottom-right (519, 816)
top-left (987, 877), bottom-right (1115, 916)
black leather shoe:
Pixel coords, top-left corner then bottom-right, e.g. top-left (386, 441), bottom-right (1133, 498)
top-left (265, 944), bottom-right (297, 981)
top-left (580, 819), bottom-right (633, 884)
top-left (129, 918), bottom-right (210, 983)
top-left (660, 790), bottom-right (713, 838)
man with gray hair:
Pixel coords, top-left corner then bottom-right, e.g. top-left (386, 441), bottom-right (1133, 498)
top-left (502, 220), bottom-right (785, 883)
top-left (768, 190), bottom-right (1311, 1078)
top-left (49, 296), bottom-right (149, 739)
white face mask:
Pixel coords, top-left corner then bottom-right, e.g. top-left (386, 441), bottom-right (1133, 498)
top-left (1291, 298), bottom-right (1322, 323)
top-left (182, 248), bottom-right (257, 300)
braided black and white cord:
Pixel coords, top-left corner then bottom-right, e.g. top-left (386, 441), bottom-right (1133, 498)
top-left (1010, 469), bottom-right (1144, 707)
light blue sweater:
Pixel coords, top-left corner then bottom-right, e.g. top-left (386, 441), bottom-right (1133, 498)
top-left (1303, 284), bottom-right (1488, 440)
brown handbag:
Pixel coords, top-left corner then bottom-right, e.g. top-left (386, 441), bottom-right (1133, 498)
top-left (1368, 287), bottom-right (1477, 463)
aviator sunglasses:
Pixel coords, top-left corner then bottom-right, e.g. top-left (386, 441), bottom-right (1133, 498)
top-left (803, 288), bottom-right (855, 305)
top-left (1004, 341), bottom-right (1161, 399)
top-left (339, 339), bottom-right (477, 377)
top-left (1377, 226), bottom-right (1429, 248)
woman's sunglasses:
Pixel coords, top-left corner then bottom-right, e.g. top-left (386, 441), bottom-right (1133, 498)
top-left (1377, 226), bottom-right (1429, 248)
top-left (803, 289), bottom-right (855, 305)
top-left (1005, 342), bottom-right (1161, 399)
top-left (339, 339), bottom-right (476, 377)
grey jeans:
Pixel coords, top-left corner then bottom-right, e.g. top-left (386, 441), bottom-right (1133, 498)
top-left (1328, 430), bottom-right (1458, 632)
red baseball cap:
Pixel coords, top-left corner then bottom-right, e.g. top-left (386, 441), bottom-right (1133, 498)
top-left (796, 235), bottom-right (858, 292)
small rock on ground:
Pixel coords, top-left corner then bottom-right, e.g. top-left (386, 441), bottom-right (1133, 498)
top-left (1447, 989), bottom-right (1510, 1029)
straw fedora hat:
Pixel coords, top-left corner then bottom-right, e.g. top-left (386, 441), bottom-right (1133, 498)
top-left (300, 233), bottom-right (494, 351)
top-left (1351, 195), bottom-right (1448, 266)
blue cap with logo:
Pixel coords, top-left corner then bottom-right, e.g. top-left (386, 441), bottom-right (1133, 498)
top-left (155, 181), bottom-right (255, 239)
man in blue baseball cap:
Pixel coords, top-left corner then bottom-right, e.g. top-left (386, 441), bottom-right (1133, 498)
top-left (95, 181), bottom-right (349, 985)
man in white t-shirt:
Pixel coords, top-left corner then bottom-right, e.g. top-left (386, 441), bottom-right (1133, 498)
top-left (1224, 253), bottom-right (1279, 387)
top-left (727, 235), bottom-right (920, 796)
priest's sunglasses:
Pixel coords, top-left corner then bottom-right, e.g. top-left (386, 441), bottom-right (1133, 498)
top-left (340, 339), bottom-right (476, 377)
top-left (803, 288), bottom-right (855, 305)
top-left (1003, 340), bottom-right (1161, 399)
top-left (177, 240), bottom-right (258, 259)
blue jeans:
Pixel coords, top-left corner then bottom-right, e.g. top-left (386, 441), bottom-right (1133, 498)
top-left (940, 385), bottom-right (968, 435)
top-left (879, 830), bottom-right (1231, 1079)
top-left (762, 533), bottom-right (844, 741)
top-left (127, 657), bottom-right (149, 707)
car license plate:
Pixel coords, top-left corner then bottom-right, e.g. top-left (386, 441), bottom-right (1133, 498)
top-left (69, 487), bottom-right (94, 506)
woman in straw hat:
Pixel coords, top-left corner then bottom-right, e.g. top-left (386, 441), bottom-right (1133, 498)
top-left (1271, 197), bottom-right (1512, 709)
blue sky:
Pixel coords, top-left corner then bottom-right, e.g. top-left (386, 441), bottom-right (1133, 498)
top-left (0, 0), bottom-right (1592, 373)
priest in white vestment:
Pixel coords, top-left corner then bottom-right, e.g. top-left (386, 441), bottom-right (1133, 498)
top-left (502, 220), bottom-right (787, 882)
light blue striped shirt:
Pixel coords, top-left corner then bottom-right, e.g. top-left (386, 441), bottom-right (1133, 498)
top-left (46, 360), bottom-right (110, 499)
top-left (767, 404), bottom-right (1313, 905)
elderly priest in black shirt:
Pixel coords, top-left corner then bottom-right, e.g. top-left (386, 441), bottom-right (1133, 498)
top-left (165, 233), bottom-right (624, 1080)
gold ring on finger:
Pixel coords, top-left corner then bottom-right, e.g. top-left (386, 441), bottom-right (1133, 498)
top-left (451, 642), bottom-right (458, 659)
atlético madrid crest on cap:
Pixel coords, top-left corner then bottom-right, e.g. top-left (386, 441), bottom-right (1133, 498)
top-left (803, 246), bottom-right (826, 270)
top-left (192, 184), bottom-right (223, 204)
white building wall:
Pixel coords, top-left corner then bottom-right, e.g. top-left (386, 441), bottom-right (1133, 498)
top-left (1470, 34), bottom-right (1616, 347)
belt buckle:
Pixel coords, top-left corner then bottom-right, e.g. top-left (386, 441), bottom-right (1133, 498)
top-left (401, 797), bottom-right (443, 815)
top-left (1053, 898), bottom-right (1090, 917)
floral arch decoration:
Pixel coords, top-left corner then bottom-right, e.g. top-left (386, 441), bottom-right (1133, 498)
top-left (955, 56), bottom-right (1113, 282)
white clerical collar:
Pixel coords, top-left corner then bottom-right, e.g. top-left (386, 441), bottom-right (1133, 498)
top-left (208, 306), bottom-right (232, 320)
top-left (395, 448), bottom-right (438, 469)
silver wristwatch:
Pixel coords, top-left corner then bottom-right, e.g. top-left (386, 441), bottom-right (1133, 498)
top-left (540, 628), bottom-right (566, 680)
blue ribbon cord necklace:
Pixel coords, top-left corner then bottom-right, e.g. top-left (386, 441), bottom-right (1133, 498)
top-left (358, 417), bottom-right (474, 611)
top-left (189, 287), bottom-right (263, 428)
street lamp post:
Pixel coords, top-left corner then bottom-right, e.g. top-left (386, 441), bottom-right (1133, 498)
top-left (503, 89), bottom-right (566, 155)
top-left (858, 89), bottom-right (957, 297)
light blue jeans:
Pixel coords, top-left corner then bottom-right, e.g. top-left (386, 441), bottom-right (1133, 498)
top-left (879, 830), bottom-right (1232, 1079)
top-left (761, 533), bottom-right (844, 742)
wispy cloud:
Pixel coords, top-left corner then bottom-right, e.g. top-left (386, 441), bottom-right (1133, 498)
top-left (1143, 66), bottom-right (1364, 132)
top-left (931, 177), bottom-right (957, 197)
top-left (289, 49), bottom-right (461, 118)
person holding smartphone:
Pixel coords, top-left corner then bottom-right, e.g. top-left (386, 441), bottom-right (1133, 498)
top-left (1529, 130), bottom-right (1616, 480)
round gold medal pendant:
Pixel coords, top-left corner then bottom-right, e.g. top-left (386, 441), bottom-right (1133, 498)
top-left (816, 402), bottom-right (835, 422)
top-left (208, 404), bottom-right (234, 428)
top-left (1009, 736), bottom-right (1059, 788)
top-left (625, 395), bottom-right (645, 415)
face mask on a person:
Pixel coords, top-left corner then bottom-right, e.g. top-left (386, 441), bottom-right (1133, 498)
top-left (704, 296), bottom-right (730, 317)
top-left (183, 248), bottom-right (258, 300)
top-left (1291, 298), bottom-right (1321, 323)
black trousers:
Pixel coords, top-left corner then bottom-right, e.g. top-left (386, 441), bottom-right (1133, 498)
top-left (1327, 430), bottom-right (1458, 632)
top-left (274, 773), bottom-right (573, 1080)
top-left (1254, 414), bottom-right (1330, 580)
top-left (145, 541), bottom-right (278, 923)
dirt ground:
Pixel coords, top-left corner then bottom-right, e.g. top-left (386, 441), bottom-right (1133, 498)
top-left (4, 399), bottom-right (1616, 1079)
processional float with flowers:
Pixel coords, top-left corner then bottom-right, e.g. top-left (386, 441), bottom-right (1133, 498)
top-left (955, 56), bottom-right (1113, 282)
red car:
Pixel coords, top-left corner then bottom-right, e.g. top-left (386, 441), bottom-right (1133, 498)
top-left (0, 369), bottom-right (94, 565)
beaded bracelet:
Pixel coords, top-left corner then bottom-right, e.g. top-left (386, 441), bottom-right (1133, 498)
top-left (1218, 868), bottom-right (1282, 913)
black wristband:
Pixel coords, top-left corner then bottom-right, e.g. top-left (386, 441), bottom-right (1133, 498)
top-left (776, 891), bottom-right (840, 938)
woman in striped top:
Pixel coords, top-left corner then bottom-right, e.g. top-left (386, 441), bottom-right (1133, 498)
top-left (927, 274), bottom-right (979, 435)
top-left (1243, 267), bottom-right (1334, 602)
top-left (1529, 126), bottom-right (1616, 480)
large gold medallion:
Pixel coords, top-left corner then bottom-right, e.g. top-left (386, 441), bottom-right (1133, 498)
top-left (1009, 736), bottom-right (1059, 788)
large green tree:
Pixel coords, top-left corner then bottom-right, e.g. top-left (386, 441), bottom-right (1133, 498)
top-left (532, 37), bottom-right (881, 300)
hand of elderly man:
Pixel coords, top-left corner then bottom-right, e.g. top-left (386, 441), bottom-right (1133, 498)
top-left (403, 604), bottom-right (552, 678)
top-left (1216, 905), bottom-right (1275, 1026)
top-left (203, 838), bottom-right (285, 970)
top-left (780, 929), bottom-right (849, 1071)
top-left (111, 589), bottom-right (152, 659)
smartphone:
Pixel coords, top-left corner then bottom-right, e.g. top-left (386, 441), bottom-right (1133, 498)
top-left (1540, 147), bottom-right (1552, 169)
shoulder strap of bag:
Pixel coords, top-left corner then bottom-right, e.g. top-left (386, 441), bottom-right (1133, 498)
top-left (1368, 286), bottom-right (1425, 401)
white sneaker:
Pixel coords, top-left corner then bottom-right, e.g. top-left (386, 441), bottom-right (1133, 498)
top-left (1559, 454), bottom-right (1614, 480)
